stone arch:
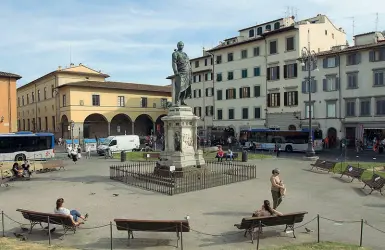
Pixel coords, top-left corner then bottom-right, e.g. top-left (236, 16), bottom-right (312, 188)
top-left (155, 114), bottom-right (166, 136)
top-left (83, 113), bottom-right (108, 139)
top-left (134, 114), bottom-right (154, 136)
top-left (288, 125), bottom-right (296, 131)
top-left (111, 114), bottom-right (133, 135)
top-left (327, 127), bottom-right (338, 148)
top-left (61, 115), bottom-right (69, 139)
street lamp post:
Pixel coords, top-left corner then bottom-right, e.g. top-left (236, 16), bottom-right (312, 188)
top-left (299, 43), bottom-right (318, 157)
top-left (70, 120), bottom-right (75, 149)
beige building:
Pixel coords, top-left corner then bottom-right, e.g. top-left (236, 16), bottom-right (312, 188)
top-left (17, 64), bottom-right (171, 139)
top-left (167, 14), bottom-right (347, 137)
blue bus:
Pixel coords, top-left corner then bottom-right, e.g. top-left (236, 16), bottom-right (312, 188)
top-left (0, 132), bottom-right (55, 161)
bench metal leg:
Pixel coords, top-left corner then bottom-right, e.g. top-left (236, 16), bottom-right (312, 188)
top-left (350, 177), bottom-right (354, 183)
top-left (176, 231), bottom-right (180, 248)
top-left (340, 174), bottom-right (344, 178)
top-left (362, 184), bottom-right (367, 189)
top-left (369, 189), bottom-right (374, 195)
top-left (28, 221), bottom-right (42, 234)
top-left (127, 230), bottom-right (133, 246)
top-left (284, 224), bottom-right (296, 238)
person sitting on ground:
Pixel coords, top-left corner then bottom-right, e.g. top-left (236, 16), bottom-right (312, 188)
top-left (226, 149), bottom-right (234, 161)
top-left (216, 146), bottom-right (224, 162)
top-left (12, 162), bottom-right (23, 177)
top-left (54, 198), bottom-right (88, 226)
top-left (21, 160), bottom-right (32, 177)
top-left (253, 200), bottom-right (283, 217)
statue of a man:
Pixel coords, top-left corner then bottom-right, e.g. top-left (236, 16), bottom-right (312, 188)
top-left (172, 41), bottom-right (192, 106)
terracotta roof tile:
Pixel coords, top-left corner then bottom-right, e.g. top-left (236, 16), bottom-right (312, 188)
top-left (317, 41), bottom-right (385, 57)
top-left (57, 81), bottom-right (171, 94)
top-left (0, 71), bottom-right (22, 79)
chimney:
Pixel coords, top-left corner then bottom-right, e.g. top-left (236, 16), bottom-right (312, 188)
top-left (58, 66), bottom-right (62, 70)
top-left (79, 63), bottom-right (83, 66)
top-left (70, 63), bottom-right (75, 67)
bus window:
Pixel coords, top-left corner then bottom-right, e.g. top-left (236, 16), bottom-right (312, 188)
top-left (314, 130), bottom-right (323, 140)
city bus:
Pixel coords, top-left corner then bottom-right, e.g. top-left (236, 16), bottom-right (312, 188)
top-left (239, 128), bottom-right (323, 152)
top-left (0, 132), bottom-right (55, 161)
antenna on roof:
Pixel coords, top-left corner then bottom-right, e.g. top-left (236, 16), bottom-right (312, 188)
top-left (347, 16), bottom-right (355, 37)
top-left (375, 12), bottom-right (379, 31)
top-left (69, 44), bottom-right (72, 66)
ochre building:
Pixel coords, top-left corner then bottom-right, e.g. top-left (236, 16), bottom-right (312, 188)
top-left (0, 71), bottom-right (21, 133)
top-left (17, 64), bottom-right (171, 139)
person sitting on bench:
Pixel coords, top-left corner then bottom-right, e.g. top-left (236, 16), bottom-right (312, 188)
top-left (252, 200), bottom-right (283, 217)
top-left (54, 198), bottom-right (88, 226)
top-left (226, 149), bottom-right (234, 161)
top-left (216, 146), bottom-right (224, 162)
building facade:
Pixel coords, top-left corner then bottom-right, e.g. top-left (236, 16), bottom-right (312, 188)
top-left (0, 71), bottom-right (21, 133)
top-left (300, 31), bottom-right (385, 148)
top-left (167, 14), bottom-right (346, 137)
top-left (17, 64), bottom-right (171, 139)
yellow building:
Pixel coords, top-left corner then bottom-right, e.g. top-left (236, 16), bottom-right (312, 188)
top-left (17, 64), bottom-right (171, 139)
top-left (0, 71), bottom-right (21, 133)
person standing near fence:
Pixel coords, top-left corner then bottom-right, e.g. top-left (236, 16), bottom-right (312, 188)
top-left (270, 168), bottom-right (285, 209)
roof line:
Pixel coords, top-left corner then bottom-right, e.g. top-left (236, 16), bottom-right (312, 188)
top-left (238, 18), bottom-right (284, 32)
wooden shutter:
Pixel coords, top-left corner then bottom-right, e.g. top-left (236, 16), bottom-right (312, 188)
top-left (283, 65), bottom-right (288, 79)
top-left (226, 89), bottom-right (229, 99)
top-left (246, 87), bottom-right (250, 97)
top-left (254, 86), bottom-right (261, 97)
top-left (233, 89), bottom-right (237, 99)
top-left (266, 68), bottom-right (271, 80)
top-left (323, 58), bottom-right (328, 68)
top-left (276, 66), bottom-right (280, 80)
top-left (284, 92), bottom-right (288, 106)
top-left (205, 88), bottom-right (208, 96)
top-left (239, 88), bottom-right (243, 98)
top-left (335, 56), bottom-right (340, 66)
top-left (312, 80), bottom-right (317, 93)
top-left (294, 63), bottom-right (298, 77)
top-left (277, 93), bottom-right (281, 106)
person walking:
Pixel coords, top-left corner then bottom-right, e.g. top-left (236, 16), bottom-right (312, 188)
top-left (270, 168), bottom-right (285, 209)
top-left (86, 144), bottom-right (91, 159)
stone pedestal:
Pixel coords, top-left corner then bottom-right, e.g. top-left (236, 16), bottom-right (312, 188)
top-left (158, 106), bottom-right (205, 170)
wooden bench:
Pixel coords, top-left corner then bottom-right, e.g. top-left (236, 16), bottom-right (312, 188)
top-left (143, 153), bottom-right (160, 160)
top-left (16, 209), bottom-right (77, 235)
top-left (234, 212), bottom-right (308, 243)
top-left (114, 219), bottom-right (190, 247)
top-left (310, 159), bottom-right (336, 173)
top-left (340, 165), bottom-right (365, 182)
top-left (223, 152), bottom-right (239, 161)
top-left (362, 174), bottom-right (385, 195)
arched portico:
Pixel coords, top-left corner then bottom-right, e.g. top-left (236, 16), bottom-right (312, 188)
top-left (110, 114), bottom-right (133, 135)
top-left (134, 114), bottom-right (154, 136)
top-left (61, 115), bottom-right (69, 139)
top-left (83, 113), bottom-right (109, 139)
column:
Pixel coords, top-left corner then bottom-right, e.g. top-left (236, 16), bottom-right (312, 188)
top-left (164, 121), bottom-right (168, 151)
top-left (108, 122), bottom-right (111, 136)
top-left (193, 120), bottom-right (198, 151)
top-left (131, 122), bottom-right (135, 135)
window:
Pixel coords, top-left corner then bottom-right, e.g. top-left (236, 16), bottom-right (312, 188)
top-left (302, 79), bottom-right (317, 93)
top-left (274, 22), bottom-right (280, 30)
top-left (266, 24), bottom-right (271, 30)
top-left (254, 107), bottom-right (261, 118)
top-left (217, 90), bottom-right (223, 100)
top-left (204, 58), bottom-right (208, 66)
top-left (198, 89), bottom-right (202, 97)
top-left (253, 47), bottom-right (260, 56)
top-left (228, 109), bottom-right (234, 119)
top-left (205, 88), bottom-right (213, 97)
top-left (323, 77), bottom-right (339, 91)
top-left (284, 91), bottom-right (298, 106)
top-left (210, 57), bottom-right (213, 65)
top-left (239, 87), bottom-right (250, 98)
top-left (205, 106), bottom-right (214, 116)
top-left (44, 87), bottom-right (47, 99)
top-left (284, 63), bottom-right (298, 79)
top-left (325, 30), bottom-right (328, 35)
top-left (376, 98), bottom-right (385, 115)
top-left (249, 29), bottom-right (255, 37)
top-left (227, 71), bottom-right (234, 80)
top-left (374, 70), bottom-right (385, 86)
top-left (23, 119), bottom-right (25, 130)
top-left (195, 61), bottom-right (199, 68)
top-left (51, 84), bottom-right (55, 97)
top-left (194, 107), bottom-right (202, 117)
top-left (62, 95), bottom-right (66, 107)
top-left (226, 88), bottom-right (236, 99)
top-left (38, 117), bottom-right (41, 131)
top-left (242, 108), bottom-right (249, 119)
top-left (22, 96), bottom-right (25, 106)
top-left (193, 75), bottom-right (197, 83)
top-left (216, 73), bottom-right (222, 82)
top-left (27, 119), bottom-right (30, 131)
top-left (193, 90), bottom-right (196, 98)
top-left (326, 101), bottom-right (337, 118)
top-left (345, 100), bottom-right (356, 117)
top-left (241, 69), bottom-right (248, 78)
top-left (254, 67), bottom-right (260, 76)
top-left (204, 73), bottom-right (211, 81)
top-left (269, 41), bottom-right (277, 54)
top-left (360, 99), bottom-right (371, 116)
top-left (52, 116), bottom-right (56, 132)
top-left (241, 49), bottom-right (248, 59)
top-left (227, 52), bottom-right (234, 62)
top-left (45, 117), bottom-right (48, 131)
top-left (254, 86), bottom-right (261, 97)
top-left (286, 37), bottom-right (294, 51)
top-left (305, 103), bottom-right (315, 118)
top-left (32, 118), bottom-right (35, 131)
top-left (267, 66), bottom-right (280, 80)
top-left (267, 93), bottom-right (280, 107)
top-left (37, 90), bottom-right (40, 101)
top-left (323, 56), bottom-right (339, 68)
top-left (347, 73), bottom-right (358, 89)
top-left (217, 109), bottom-right (223, 120)
top-left (346, 53), bottom-right (361, 65)
top-left (216, 55), bottom-right (222, 64)
top-left (27, 94), bottom-right (29, 104)
top-left (118, 96), bottom-right (125, 107)
top-left (92, 95), bottom-right (100, 106)
top-left (161, 98), bottom-right (168, 108)
top-left (18, 97), bottom-right (20, 107)
top-left (197, 75), bottom-right (201, 82)
top-left (369, 48), bottom-right (385, 62)
top-left (32, 92), bottom-right (35, 103)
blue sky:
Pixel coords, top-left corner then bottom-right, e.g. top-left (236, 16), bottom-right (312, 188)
top-left (0, 0), bottom-right (384, 86)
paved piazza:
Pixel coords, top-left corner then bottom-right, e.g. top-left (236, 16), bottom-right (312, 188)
top-left (1, 156), bottom-right (385, 250)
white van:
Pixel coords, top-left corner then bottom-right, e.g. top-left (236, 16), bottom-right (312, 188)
top-left (97, 135), bottom-right (140, 155)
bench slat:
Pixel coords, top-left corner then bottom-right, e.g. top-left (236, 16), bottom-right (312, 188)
top-left (235, 212), bottom-right (308, 230)
top-left (114, 219), bottom-right (190, 232)
top-left (17, 209), bottom-right (75, 227)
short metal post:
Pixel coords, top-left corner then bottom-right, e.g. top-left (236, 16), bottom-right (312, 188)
top-left (110, 221), bottom-right (113, 250)
top-left (360, 219), bottom-right (363, 247)
top-left (47, 216), bottom-right (51, 245)
top-left (180, 222), bottom-right (183, 250)
top-left (256, 220), bottom-right (261, 250)
top-left (317, 214), bottom-right (320, 243)
top-left (2, 211), bottom-right (5, 237)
